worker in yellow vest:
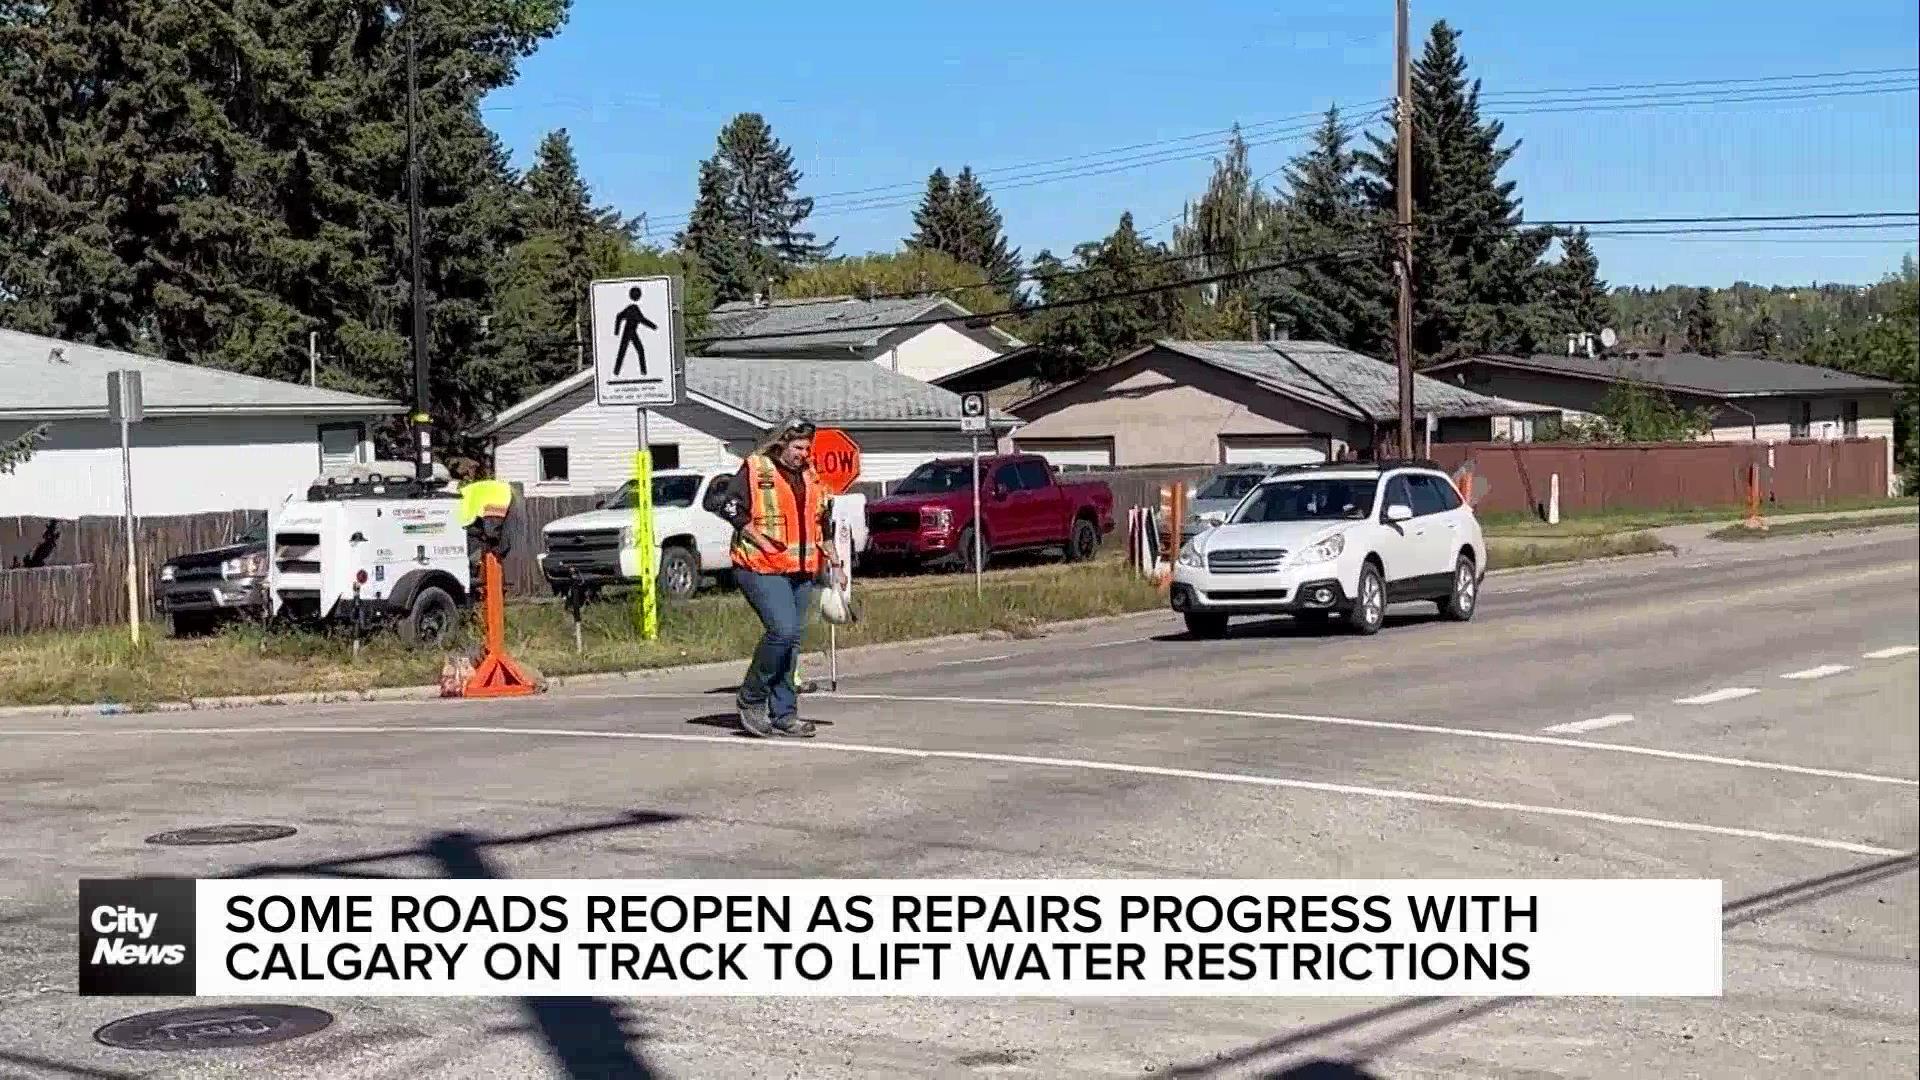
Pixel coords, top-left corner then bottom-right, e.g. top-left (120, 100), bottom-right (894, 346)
top-left (713, 417), bottom-right (839, 738)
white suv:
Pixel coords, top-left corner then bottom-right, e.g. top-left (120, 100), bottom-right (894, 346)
top-left (1169, 461), bottom-right (1485, 638)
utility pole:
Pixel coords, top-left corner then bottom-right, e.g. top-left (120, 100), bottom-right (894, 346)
top-left (1394, 0), bottom-right (1416, 459)
top-left (406, 8), bottom-right (433, 483)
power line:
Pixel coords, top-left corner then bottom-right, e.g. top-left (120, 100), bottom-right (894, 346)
top-left (636, 67), bottom-right (1915, 233)
top-left (750, 211), bottom-right (1916, 314)
top-left (688, 212), bottom-right (1917, 347)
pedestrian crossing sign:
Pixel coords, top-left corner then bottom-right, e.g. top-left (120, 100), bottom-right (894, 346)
top-left (592, 275), bottom-right (682, 408)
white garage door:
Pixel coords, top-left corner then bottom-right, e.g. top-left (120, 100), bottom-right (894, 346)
top-left (1219, 438), bottom-right (1328, 466)
top-left (1016, 438), bottom-right (1114, 470)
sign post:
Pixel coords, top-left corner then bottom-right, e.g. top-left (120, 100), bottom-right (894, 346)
top-left (107, 371), bottom-right (144, 645)
top-left (592, 275), bottom-right (683, 642)
top-left (959, 392), bottom-right (989, 599)
top-left (808, 429), bottom-right (861, 690)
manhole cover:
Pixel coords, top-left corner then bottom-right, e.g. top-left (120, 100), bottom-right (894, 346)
top-left (94, 1005), bottom-right (333, 1051)
top-left (145, 824), bottom-right (297, 846)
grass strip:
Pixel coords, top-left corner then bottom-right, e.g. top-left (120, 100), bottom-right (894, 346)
top-left (1708, 513), bottom-right (1919, 543)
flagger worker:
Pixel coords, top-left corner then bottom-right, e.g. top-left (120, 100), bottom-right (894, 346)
top-left (714, 417), bottom-right (841, 738)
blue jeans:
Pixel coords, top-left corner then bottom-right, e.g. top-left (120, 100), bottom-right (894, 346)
top-left (736, 571), bottom-right (819, 720)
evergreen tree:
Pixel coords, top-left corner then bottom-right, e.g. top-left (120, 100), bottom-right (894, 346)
top-left (0, 0), bottom-right (568, 455)
top-left (1265, 109), bottom-right (1392, 354)
top-left (677, 113), bottom-right (834, 301)
top-left (1746, 307), bottom-right (1781, 354)
top-left (0, 425), bottom-right (46, 475)
top-left (1686, 288), bottom-right (1721, 355)
top-left (908, 166), bottom-right (1020, 287)
top-left (1551, 228), bottom-right (1610, 337)
top-left (1026, 212), bottom-right (1186, 380)
top-left (1356, 21), bottom-right (1555, 364)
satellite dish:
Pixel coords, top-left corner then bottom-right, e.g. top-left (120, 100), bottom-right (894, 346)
top-left (1599, 327), bottom-right (1619, 349)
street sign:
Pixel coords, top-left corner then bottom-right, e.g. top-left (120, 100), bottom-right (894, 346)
top-left (810, 428), bottom-right (862, 494)
top-left (591, 275), bottom-right (681, 408)
top-left (107, 370), bottom-right (144, 424)
top-left (959, 391), bottom-right (989, 434)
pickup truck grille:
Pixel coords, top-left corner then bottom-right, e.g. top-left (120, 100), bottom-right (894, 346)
top-left (274, 532), bottom-right (321, 575)
top-left (869, 511), bottom-right (918, 532)
top-left (1206, 548), bottom-right (1289, 574)
top-left (544, 528), bottom-right (624, 579)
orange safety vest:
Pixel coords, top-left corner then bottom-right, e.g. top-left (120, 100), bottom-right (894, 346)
top-left (732, 453), bottom-right (831, 576)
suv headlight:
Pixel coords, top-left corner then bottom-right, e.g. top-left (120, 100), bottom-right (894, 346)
top-left (1289, 533), bottom-right (1346, 566)
top-left (159, 564), bottom-right (176, 582)
top-left (223, 552), bottom-right (267, 578)
top-left (1176, 540), bottom-right (1203, 568)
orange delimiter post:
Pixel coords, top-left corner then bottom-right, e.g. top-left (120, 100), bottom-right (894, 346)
top-left (463, 551), bottom-right (535, 698)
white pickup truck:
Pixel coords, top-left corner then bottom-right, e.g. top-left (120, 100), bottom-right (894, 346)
top-left (538, 470), bottom-right (737, 601)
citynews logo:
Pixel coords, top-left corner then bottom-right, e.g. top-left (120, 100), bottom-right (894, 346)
top-left (78, 879), bottom-right (197, 996)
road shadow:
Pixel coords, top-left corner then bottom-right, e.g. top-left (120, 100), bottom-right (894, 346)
top-left (1152, 612), bottom-right (1432, 643)
top-left (686, 712), bottom-right (833, 732)
top-left (228, 811), bottom-right (687, 1078)
top-left (426, 830), bottom-right (661, 1080)
top-left (1167, 853), bottom-right (1919, 1078)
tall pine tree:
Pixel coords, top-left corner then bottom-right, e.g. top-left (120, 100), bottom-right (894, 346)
top-left (1686, 288), bottom-right (1721, 355)
top-left (908, 166), bottom-right (1020, 287)
top-left (1356, 21), bottom-right (1555, 364)
top-left (1266, 108), bottom-right (1392, 354)
top-left (1550, 228), bottom-right (1610, 338)
top-left (677, 113), bottom-right (833, 302)
top-left (1026, 212), bottom-right (1187, 380)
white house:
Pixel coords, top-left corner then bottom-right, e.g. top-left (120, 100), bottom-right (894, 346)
top-left (0, 328), bottom-right (402, 517)
top-left (475, 356), bottom-right (1020, 497)
top-left (704, 294), bottom-right (1022, 383)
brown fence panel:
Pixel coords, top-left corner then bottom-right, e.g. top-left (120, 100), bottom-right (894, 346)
top-left (1430, 438), bottom-right (1890, 516)
top-left (0, 564), bottom-right (99, 633)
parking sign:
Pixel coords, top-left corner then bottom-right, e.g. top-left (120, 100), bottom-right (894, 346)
top-left (959, 392), bottom-right (988, 434)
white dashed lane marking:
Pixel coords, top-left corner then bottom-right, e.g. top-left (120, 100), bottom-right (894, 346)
top-left (1542, 714), bottom-right (1636, 735)
top-left (1674, 687), bottom-right (1762, 706)
top-left (1781, 665), bottom-right (1851, 681)
top-left (1864, 645), bottom-right (1919, 660)
top-left (936, 654), bottom-right (1013, 667)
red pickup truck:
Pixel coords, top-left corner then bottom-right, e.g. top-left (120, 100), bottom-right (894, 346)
top-left (864, 454), bottom-right (1116, 571)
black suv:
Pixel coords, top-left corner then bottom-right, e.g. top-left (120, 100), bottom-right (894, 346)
top-left (155, 525), bottom-right (268, 636)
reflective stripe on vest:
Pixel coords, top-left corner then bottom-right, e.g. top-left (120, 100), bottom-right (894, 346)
top-left (731, 454), bottom-right (829, 575)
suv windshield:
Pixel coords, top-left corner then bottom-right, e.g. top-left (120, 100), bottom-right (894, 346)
top-left (893, 461), bottom-right (981, 495)
top-left (1234, 477), bottom-right (1376, 523)
top-left (605, 475), bottom-right (704, 509)
top-left (1195, 472), bottom-right (1266, 501)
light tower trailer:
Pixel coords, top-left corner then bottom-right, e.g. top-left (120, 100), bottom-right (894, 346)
top-left (266, 470), bottom-right (473, 646)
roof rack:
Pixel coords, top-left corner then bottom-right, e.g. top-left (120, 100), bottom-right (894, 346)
top-left (1261, 458), bottom-right (1445, 476)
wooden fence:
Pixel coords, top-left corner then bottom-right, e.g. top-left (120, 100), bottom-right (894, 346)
top-left (6, 442), bottom-right (1884, 633)
top-left (1427, 437), bottom-right (1891, 516)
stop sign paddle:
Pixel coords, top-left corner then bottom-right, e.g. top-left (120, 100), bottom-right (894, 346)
top-left (809, 428), bottom-right (862, 494)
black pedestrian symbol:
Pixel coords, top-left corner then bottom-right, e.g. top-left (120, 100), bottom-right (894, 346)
top-left (612, 286), bottom-right (658, 376)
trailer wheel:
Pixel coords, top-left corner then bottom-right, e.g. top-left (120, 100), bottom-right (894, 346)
top-left (400, 585), bottom-right (457, 647)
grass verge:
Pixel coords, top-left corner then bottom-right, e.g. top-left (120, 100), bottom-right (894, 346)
top-left (1480, 496), bottom-right (1917, 539)
top-left (1484, 531), bottom-right (1672, 570)
top-left (0, 561), bottom-right (1162, 708)
top-left (1708, 513), bottom-right (1919, 543)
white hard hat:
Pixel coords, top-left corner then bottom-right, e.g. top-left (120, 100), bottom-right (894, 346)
top-left (819, 586), bottom-right (856, 625)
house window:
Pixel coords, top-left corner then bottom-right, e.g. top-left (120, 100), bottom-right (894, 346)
top-left (648, 444), bottom-right (681, 470)
top-left (1791, 401), bottom-right (1811, 439)
top-left (1843, 401), bottom-right (1859, 436)
top-left (318, 424), bottom-right (365, 474)
top-left (538, 446), bottom-right (570, 482)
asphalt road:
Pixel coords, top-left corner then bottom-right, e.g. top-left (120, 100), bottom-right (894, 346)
top-left (1, 525), bottom-right (1915, 1080)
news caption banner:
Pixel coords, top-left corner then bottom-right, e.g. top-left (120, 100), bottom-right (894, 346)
top-left (80, 879), bottom-right (1721, 998)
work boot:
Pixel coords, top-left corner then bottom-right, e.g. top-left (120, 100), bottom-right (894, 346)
top-left (770, 715), bottom-right (817, 739)
top-left (738, 698), bottom-right (774, 738)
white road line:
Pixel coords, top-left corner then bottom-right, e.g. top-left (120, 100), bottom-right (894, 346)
top-left (1781, 664), bottom-right (1851, 681)
top-left (1542, 714), bottom-right (1636, 735)
top-left (937, 654), bottom-right (1013, 667)
top-left (1674, 687), bottom-right (1762, 706)
top-left (0, 724), bottom-right (1902, 858)
top-left (692, 691), bottom-right (1909, 788)
top-left (1864, 645), bottom-right (1919, 660)
top-left (1083, 637), bottom-right (1155, 650)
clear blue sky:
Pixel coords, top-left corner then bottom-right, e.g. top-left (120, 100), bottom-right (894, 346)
top-left (480, 0), bottom-right (1919, 289)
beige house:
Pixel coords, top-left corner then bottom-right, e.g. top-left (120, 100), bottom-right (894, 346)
top-left (1002, 340), bottom-right (1555, 468)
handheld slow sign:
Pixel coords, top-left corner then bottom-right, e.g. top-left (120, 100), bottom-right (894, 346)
top-left (810, 429), bottom-right (861, 495)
